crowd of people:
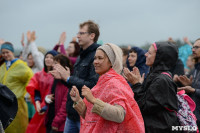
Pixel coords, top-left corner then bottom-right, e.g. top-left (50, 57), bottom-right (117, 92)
top-left (0, 20), bottom-right (200, 133)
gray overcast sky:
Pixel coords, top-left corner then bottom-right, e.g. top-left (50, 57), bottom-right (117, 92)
top-left (0, 0), bottom-right (199, 50)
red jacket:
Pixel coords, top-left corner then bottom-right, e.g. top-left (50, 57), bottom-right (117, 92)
top-left (26, 69), bottom-right (54, 133)
top-left (45, 80), bottom-right (69, 132)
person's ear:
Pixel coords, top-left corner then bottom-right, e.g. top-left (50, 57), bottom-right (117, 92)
top-left (90, 33), bottom-right (95, 40)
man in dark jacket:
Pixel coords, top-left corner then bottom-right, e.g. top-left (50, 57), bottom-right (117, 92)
top-left (51, 20), bottom-right (100, 133)
top-left (124, 41), bottom-right (179, 132)
top-left (177, 38), bottom-right (200, 129)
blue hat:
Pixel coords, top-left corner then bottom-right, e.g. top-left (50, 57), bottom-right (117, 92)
top-left (1, 42), bottom-right (14, 53)
top-left (45, 50), bottom-right (58, 57)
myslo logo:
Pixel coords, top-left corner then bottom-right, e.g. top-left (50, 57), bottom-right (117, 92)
top-left (172, 126), bottom-right (197, 131)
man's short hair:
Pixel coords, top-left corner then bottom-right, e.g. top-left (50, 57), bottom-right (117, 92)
top-left (195, 38), bottom-right (200, 42)
top-left (80, 20), bottom-right (100, 43)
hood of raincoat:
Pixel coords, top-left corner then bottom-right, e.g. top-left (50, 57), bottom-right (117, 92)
top-left (127, 46), bottom-right (149, 76)
top-left (151, 41), bottom-right (178, 73)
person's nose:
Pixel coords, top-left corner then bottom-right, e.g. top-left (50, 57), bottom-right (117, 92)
top-left (77, 34), bottom-right (80, 38)
top-left (94, 59), bottom-right (99, 64)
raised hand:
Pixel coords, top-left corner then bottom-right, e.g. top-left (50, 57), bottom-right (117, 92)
top-left (72, 36), bottom-right (77, 42)
top-left (59, 32), bottom-right (66, 44)
top-left (0, 39), bottom-right (4, 45)
top-left (30, 31), bottom-right (36, 42)
top-left (183, 37), bottom-right (192, 46)
top-left (27, 31), bottom-right (36, 43)
top-left (177, 75), bottom-right (192, 86)
top-left (21, 33), bottom-right (25, 47)
top-left (70, 86), bottom-right (81, 102)
top-left (27, 31), bottom-right (31, 43)
top-left (82, 85), bottom-right (96, 104)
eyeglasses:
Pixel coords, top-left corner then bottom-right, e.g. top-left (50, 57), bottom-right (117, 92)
top-left (191, 46), bottom-right (200, 50)
top-left (77, 32), bottom-right (90, 35)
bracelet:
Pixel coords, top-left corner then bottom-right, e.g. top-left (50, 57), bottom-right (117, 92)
top-left (66, 76), bottom-right (70, 83)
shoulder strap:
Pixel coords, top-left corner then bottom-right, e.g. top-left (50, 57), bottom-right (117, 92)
top-left (161, 72), bottom-right (177, 113)
top-left (161, 72), bottom-right (172, 79)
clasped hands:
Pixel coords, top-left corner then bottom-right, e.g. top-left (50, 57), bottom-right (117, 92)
top-left (173, 74), bottom-right (195, 93)
top-left (123, 67), bottom-right (144, 85)
top-left (70, 85), bottom-right (96, 104)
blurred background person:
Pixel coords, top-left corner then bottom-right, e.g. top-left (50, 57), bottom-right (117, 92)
top-left (26, 50), bottom-right (58, 133)
top-left (0, 42), bottom-right (33, 133)
top-left (45, 54), bottom-right (72, 133)
top-left (176, 38), bottom-right (200, 129)
top-left (53, 32), bottom-right (80, 66)
top-left (126, 46), bottom-right (149, 77)
top-left (178, 37), bottom-right (193, 71)
top-left (21, 31), bottom-right (45, 122)
top-left (168, 37), bottom-right (185, 77)
top-left (121, 47), bottom-right (129, 67)
top-left (0, 39), bottom-right (5, 66)
top-left (65, 40), bottom-right (80, 66)
top-left (22, 31), bottom-right (44, 73)
top-left (185, 55), bottom-right (195, 77)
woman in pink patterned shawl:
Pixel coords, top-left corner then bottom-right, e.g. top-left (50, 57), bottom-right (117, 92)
top-left (70, 43), bottom-right (145, 133)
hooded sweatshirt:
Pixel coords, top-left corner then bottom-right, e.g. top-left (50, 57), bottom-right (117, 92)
top-left (126, 46), bottom-right (149, 76)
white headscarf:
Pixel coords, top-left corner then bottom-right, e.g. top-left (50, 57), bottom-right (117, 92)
top-left (97, 43), bottom-right (123, 75)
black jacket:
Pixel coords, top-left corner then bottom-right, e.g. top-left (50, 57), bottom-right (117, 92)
top-left (66, 43), bottom-right (100, 121)
top-left (132, 42), bottom-right (179, 133)
top-left (170, 58), bottom-right (184, 77)
top-left (190, 63), bottom-right (200, 126)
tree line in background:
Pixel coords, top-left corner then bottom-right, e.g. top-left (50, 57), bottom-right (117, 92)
top-left (13, 38), bottom-right (195, 56)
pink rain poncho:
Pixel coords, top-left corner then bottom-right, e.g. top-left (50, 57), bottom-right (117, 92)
top-left (80, 68), bottom-right (145, 133)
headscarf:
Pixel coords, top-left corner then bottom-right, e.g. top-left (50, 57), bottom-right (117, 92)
top-left (97, 43), bottom-right (123, 74)
top-left (1, 42), bottom-right (14, 52)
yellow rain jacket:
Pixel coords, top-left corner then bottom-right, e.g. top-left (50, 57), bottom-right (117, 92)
top-left (0, 59), bottom-right (33, 133)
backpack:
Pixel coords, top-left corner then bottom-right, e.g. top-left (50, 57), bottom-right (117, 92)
top-left (0, 84), bottom-right (18, 130)
top-left (162, 72), bottom-right (198, 133)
